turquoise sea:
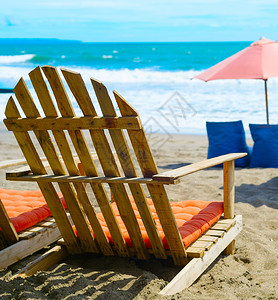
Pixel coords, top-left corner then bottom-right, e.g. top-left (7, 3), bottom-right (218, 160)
top-left (0, 39), bottom-right (277, 135)
top-left (0, 39), bottom-right (250, 71)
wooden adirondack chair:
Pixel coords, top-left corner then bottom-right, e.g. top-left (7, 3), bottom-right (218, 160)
top-left (3, 66), bottom-right (245, 293)
top-left (0, 159), bottom-right (68, 270)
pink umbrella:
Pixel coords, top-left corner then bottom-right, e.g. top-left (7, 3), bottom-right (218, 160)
top-left (194, 37), bottom-right (278, 124)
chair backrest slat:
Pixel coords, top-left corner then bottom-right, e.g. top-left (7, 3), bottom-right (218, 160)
top-left (41, 66), bottom-right (130, 257)
top-left (30, 67), bottom-right (113, 255)
top-left (90, 78), bottom-right (167, 260)
top-left (61, 68), bottom-right (149, 260)
top-left (51, 68), bottom-right (130, 258)
top-left (13, 77), bottom-right (98, 254)
top-left (5, 97), bottom-right (80, 254)
top-left (114, 92), bottom-right (188, 265)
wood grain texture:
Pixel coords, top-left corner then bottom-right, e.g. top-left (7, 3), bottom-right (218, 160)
top-left (62, 69), bottom-right (148, 259)
top-left (5, 96), bottom-right (80, 253)
top-left (4, 116), bottom-right (142, 131)
top-left (42, 66), bottom-right (127, 256)
top-left (0, 199), bottom-right (19, 246)
top-left (30, 66), bottom-right (112, 255)
top-left (14, 75), bottom-right (98, 253)
top-left (12, 245), bottom-right (69, 278)
top-left (114, 91), bottom-right (188, 265)
top-left (0, 225), bottom-right (62, 270)
top-left (153, 153), bottom-right (247, 182)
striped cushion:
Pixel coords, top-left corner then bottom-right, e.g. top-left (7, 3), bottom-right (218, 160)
top-left (97, 198), bottom-right (223, 249)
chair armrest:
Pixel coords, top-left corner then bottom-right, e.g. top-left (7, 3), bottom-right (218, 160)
top-left (5, 152), bottom-right (100, 178)
top-left (152, 153), bottom-right (247, 183)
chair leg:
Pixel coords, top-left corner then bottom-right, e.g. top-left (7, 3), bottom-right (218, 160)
top-left (224, 240), bottom-right (235, 255)
top-left (223, 161), bottom-right (236, 255)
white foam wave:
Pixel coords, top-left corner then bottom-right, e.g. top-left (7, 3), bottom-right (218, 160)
top-left (72, 67), bottom-right (197, 84)
top-left (0, 54), bottom-right (35, 64)
top-left (102, 55), bottom-right (113, 59)
top-left (0, 65), bottom-right (205, 85)
top-left (1, 65), bottom-right (277, 135)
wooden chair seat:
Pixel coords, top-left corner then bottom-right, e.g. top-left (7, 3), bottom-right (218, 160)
top-left (96, 198), bottom-right (223, 249)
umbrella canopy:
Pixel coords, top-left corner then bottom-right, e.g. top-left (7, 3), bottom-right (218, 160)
top-left (194, 37), bottom-right (278, 124)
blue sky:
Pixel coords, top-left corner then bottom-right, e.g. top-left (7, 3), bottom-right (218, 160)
top-left (1, 0), bottom-right (278, 42)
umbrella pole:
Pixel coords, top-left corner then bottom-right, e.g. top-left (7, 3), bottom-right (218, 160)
top-left (264, 79), bottom-right (269, 124)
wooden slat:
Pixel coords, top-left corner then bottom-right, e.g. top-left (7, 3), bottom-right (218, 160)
top-left (14, 77), bottom-right (98, 254)
top-left (6, 169), bottom-right (31, 178)
top-left (89, 77), bottom-right (149, 260)
top-left (198, 235), bottom-right (219, 243)
top-left (25, 226), bottom-right (47, 235)
top-left (60, 68), bottom-right (149, 260)
top-left (189, 240), bottom-right (213, 250)
top-left (29, 66), bottom-right (112, 256)
top-left (210, 222), bottom-right (233, 232)
top-left (5, 99), bottom-right (46, 174)
top-left (113, 93), bottom-right (158, 177)
top-left (18, 232), bottom-right (37, 240)
top-left (4, 116), bottom-right (142, 131)
top-left (12, 245), bottom-right (69, 278)
top-left (217, 218), bottom-right (236, 224)
top-left (89, 78), bottom-right (166, 259)
top-left (36, 220), bottom-right (57, 228)
top-left (185, 218), bottom-right (232, 256)
top-left (18, 226), bottom-right (52, 240)
top-left (108, 185), bottom-right (149, 260)
top-left (205, 229), bottom-right (225, 238)
top-left (0, 199), bottom-right (19, 245)
top-left (6, 173), bottom-right (179, 185)
top-left (0, 224), bottom-right (62, 270)
top-left (185, 247), bottom-right (205, 258)
top-left (5, 96), bottom-right (80, 253)
top-left (42, 66), bottom-right (129, 257)
top-left (153, 153), bottom-right (247, 182)
top-left (114, 91), bottom-right (188, 265)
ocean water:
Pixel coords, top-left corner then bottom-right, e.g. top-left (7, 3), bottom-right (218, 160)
top-left (1, 39), bottom-right (277, 136)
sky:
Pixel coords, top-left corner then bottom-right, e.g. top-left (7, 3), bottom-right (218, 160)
top-left (1, 0), bottom-right (278, 42)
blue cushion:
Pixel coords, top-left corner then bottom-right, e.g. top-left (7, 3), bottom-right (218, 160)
top-left (249, 124), bottom-right (278, 168)
top-left (206, 121), bottom-right (250, 167)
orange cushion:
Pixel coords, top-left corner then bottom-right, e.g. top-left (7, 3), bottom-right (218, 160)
top-left (0, 189), bottom-right (66, 233)
top-left (97, 198), bottom-right (223, 249)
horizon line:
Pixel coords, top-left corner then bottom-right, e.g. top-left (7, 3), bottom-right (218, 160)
top-left (0, 38), bottom-right (254, 43)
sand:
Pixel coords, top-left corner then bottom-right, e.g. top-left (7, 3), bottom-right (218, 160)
top-left (0, 124), bottom-right (277, 299)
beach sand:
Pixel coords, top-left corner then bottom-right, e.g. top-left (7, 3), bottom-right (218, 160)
top-left (0, 124), bottom-right (277, 299)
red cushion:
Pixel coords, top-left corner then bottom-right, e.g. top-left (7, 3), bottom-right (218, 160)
top-left (0, 189), bottom-right (66, 233)
top-left (97, 198), bottom-right (223, 249)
